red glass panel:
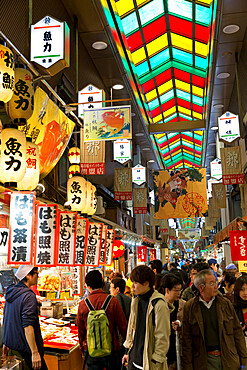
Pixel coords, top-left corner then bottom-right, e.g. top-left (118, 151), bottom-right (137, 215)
top-left (161, 98), bottom-right (175, 111)
top-left (155, 69), bottom-right (172, 86)
top-left (195, 24), bottom-right (210, 44)
top-left (151, 106), bottom-right (161, 118)
top-left (174, 68), bottom-right (191, 84)
top-left (169, 15), bottom-right (192, 39)
top-left (170, 145), bottom-right (181, 154)
top-left (177, 98), bottom-right (191, 110)
top-left (183, 145), bottom-right (194, 153)
top-left (142, 79), bottom-right (156, 93)
top-left (166, 116), bottom-right (180, 124)
top-left (168, 133), bottom-right (180, 144)
top-left (143, 15), bottom-right (167, 44)
top-left (192, 103), bottom-right (203, 114)
top-left (192, 75), bottom-right (204, 88)
top-left (127, 31), bottom-right (143, 52)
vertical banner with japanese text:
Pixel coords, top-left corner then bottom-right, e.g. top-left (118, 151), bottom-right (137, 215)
top-left (105, 229), bottom-right (115, 266)
top-left (230, 230), bottom-right (247, 261)
top-left (71, 266), bottom-right (82, 296)
top-left (114, 168), bottom-right (132, 200)
top-left (99, 225), bottom-right (107, 265)
top-left (75, 218), bottom-right (89, 266)
top-left (133, 188), bottom-right (147, 214)
top-left (212, 183), bottom-right (226, 209)
top-left (137, 246), bottom-right (147, 263)
top-left (80, 128), bottom-right (105, 175)
top-left (57, 212), bottom-right (77, 266)
top-left (8, 192), bottom-right (36, 265)
top-left (150, 248), bottom-right (156, 261)
top-left (84, 222), bottom-right (103, 266)
top-left (34, 204), bottom-right (58, 267)
top-left (220, 147), bottom-right (245, 185)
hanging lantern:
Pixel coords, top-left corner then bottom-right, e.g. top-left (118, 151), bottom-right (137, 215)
top-left (69, 164), bottom-right (80, 178)
top-left (6, 65), bottom-right (34, 124)
top-left (1, 125), bottom-right (26, 185)
top-left (83, 181), bottom-right (93, 214)
top-left (67, 175), bottom-right (87, 212)
top-left (68, 147), bottom-right (80, 164)
top-left (17, 138), bottom-right (40, 190)
top-left (88, 185), bottom-right (97, 216)
top-left (0, 41), bottom-right (15, 103)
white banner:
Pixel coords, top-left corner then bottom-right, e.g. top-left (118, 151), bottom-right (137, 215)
top-left (84, 222), bottom-right (103, 266)
top-left (75, 218), bottom-right (89, 266)
top-left (105, 229), bottom-right (115, 266)
top-left (99, 225), bottom-right (107, 265)
top-left (57, 212), bottom-right (77, 266)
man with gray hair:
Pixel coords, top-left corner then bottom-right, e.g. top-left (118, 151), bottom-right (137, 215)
top-left (182, 269), bottom-right (247, 370)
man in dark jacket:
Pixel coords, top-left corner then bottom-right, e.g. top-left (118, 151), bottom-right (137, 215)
top-left (110, 277), bottom-right (131, 321)
top-left (3, 265), bottom-right (47, 370)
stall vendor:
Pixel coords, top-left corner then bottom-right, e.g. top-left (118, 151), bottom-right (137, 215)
top-left (3, 265), bottom-right (47, 370)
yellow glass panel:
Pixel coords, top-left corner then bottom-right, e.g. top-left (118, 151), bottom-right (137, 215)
top-left (175, 79), bottom-right (190, 93)
top-left (196, 0), bottom-right (213, 4)
top-left (171, 33), bottom-right (193, 53)
top-left (158, 80), bottom-right (173, 95)
top-left (156, 133), bottom-right (166, 139)
top-left (146, 89), bottom-right (157, 102)
top-left (136, 0), bottom-right (150, 6)
top-left (194, 130), bottom-right (203, 135)
top-left (153, 114), bottom-right (163, 123)
top-left (163, 106), bottom-right (176, 118)
top-left (115, 0), bottom-right (134, 17)
top-left (132, 47), bottom-right (146, 65)
top-left (195, 41), bottom-right (208, 57)
top-left (178, 106), bottom-right (191, 116)
top-left (192, 85), bottom-right (203, 97)
top-left (193, 112), bottom-right (203, 119)
top-left (146, 34), bottom-right (168, 57)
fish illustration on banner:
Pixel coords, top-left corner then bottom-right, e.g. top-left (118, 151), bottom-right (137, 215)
top-left (153, 168), bottom-right (207, 219)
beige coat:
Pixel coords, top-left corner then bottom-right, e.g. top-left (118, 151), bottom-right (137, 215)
top-left (124, 290), bottom-right (173, 370)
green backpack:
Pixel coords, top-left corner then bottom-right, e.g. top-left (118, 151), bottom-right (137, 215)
top-left (85, 295), bottom-right (112, 358)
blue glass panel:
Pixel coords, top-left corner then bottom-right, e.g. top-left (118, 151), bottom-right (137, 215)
top-left (139, 0), bottom-right (164, 26)
top-left (195, 56), bottom-right (208, 70)
top-left (177, 89), bottom-right (191, 101)
top-left (135, 61), bottom-right (149, 77)
top-left (121, 12), bottom-right (139, 36)
top-left (173, 48), bottom-right (193, 65)
top-left (192, 95), bottom-right (203, 106)
top-left (168, 0), bottom-right (192, 20)
top-left (160, 90), bottom-right (174, 103)
top-left (179, 113), bottom-right (192, 121)
top-left (150, 49), bottom-right (170, 69)
top-left (195, 4), bottom-right (211, 26)
top-left (164, 113), bottom-right (177, 122)
top-left (182, 131), bottom-right (193, 137)
top-left (148, 98), bottom-right (159, 110)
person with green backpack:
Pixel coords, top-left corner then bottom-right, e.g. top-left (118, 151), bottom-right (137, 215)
top-left (77, 270), bottom-right (127, 370)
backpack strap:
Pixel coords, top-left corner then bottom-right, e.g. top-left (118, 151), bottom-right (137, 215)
top-left (84, 297), bottom-right (95, 311)
top-left (101, 295), bottom-right (112, 311)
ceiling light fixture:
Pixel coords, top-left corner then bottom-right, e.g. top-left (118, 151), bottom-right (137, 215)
top-left (208, 142), bottom-right (216, 146)
top-left (223, 24), bottom-right (240, 34)
top-left (217, 72), bottom-right (230, 79)
top-left (142, 148), bottom-right (150, 151)
top-left (112, 84), bottom-right (124, 90)
top-left (213, 103), bottom-right (224, 109)
top-left (211, 126), bottom-right (218, 131)
top-left (131, 112), bottom-right (136, 117)
top-left (147, 160), bottom-right (155, 163)
top-left (92, 41), bottom-right (108, 50)
top-left (135, 133), bottom-right (144, 137)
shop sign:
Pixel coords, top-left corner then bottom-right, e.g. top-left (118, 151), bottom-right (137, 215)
top-left (210, 158), bottom-right (222, 180)
top-left (34, 204), bottom-right (58, 267)
top-left (230, 230), bottom-right (247, 261)
top-left (84, 106), bottom-right (132, 141)
top-left (99, 225), bottom-right (107, 265)
top-left (30, 16), bottom-right (70, 75)
top-left (80, 128), bottom-right (105, 175)
top-left (84, 222), bottom-right (103, 266)
top-left (212, 183), bottom-right (226, 209)
top-left (114, 139), bottom-right (131, 164)
top-left (160, 228), bottom-right (169, 234)
top-left (220, 147), bottom-right (245, 185)
top-left (137, 246), bottom-right (147, 263)
top-left (8, 192), bottom-right (35, 265)
top-left (112, 239), bottom-right (125, 259)
top-left (132, 164), bottom-right (146, 185)
top-left (105, 229), bottom-right (115, 266)
top-left (75, 218), bottom-right (89, 266)
top-left (114, 168), bottom-right (132, 200)
top-left (238, 261), bottom-right (247, 273)
top-left (150, 248), bottom-right (156, 261)
top-left (78, 84), bottom-right (104, 119)
top-left (218, 111), bottom-right (240, 143)
top-left (57, 212), bottom-right (77, 266)
top-left (133, 188), bottom-right (147, 214)
top-left (71, 266), bottom-right (82, 296)
top-left (0, 228), bottom-right (9, 252)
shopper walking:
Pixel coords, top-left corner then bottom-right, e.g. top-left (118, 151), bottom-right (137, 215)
top-left (182, 269), bottom-right (247, 370)
top-left (3, 265), bottom-right (47, 370)
top-left (233, 275), bottom-right (247, 345)
top-left (110, 277), bottom-right (131, 321)
top-left (181, 262), bottom-right (209, 301)
top-left (122, 265), bottom-right (172, 370)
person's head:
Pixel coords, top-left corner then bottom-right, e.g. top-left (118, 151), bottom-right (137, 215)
top-left (190, 262), bottom-right (209, 284)
top-left (109, 272), bottom-right (122, 281)
top-left (234, 275), bottom-right (247, 304)
top-left (16, 265), bottom-right (39, 287)
top-left (130, 265), bottom-right (155, 296)
top-left (181, 265), bottom-right (188, 272)
top-left (168, 262), bottom-right (177, 271)
top-left (159, 273), bottom-right (182, 303)
top-left (194, 269), bottom-right (218, 301)
top-left (149, 259), bottom-right (163, 274)
top-left (85, 270), bottom-right (103, 291)
top-left (208, 258), bottom-right (217, 272)
top-left (224, 273), bottom-right (236, 293)
top-left (110, 278), bottom-right (126, 296)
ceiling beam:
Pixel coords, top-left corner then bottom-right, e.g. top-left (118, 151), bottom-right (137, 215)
top-left (149, 119), bottom-right (206, 134)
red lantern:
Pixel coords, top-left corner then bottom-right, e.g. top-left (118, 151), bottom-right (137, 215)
top-left (112, 240), bottom-right (125, 258)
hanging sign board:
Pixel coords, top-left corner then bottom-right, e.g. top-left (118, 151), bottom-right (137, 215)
top-left (212, 183), bottom-right (226, 209)
top-left (71, 266), bottom-right (82, 296)
top-left (0, 228), bottom-right (9, 253)
top-left (218, 111), bottom-right (240, 143)
top-left (84, 222), bottom-right (103, 266)
top-left (105, 229), bottom-right (115, 266)
top-left (99, 225), bottom-right (107, 265)
top-left (210, 158), bottom-right (222, 180)
top-left (230, 230), bottom-right (247, 261)
top-left (238, 261), bottom-right (247, 273)
top-left (78, 84), bottom-right (104, 119)
top-left (80, 129), bottom-right (105, 175)
top-left (114, 139), bottom-right (131, 164)
top-left (137, 246), bottom-right (147, 263)
top-left (75, 218), bottom-right (89, 266)
top-left (8, 192), bottom-right (36, 265)
top-left (30, 16), bottom-right (70, 76)
top-left (34, 204), bottom-right (58, 267)
top-left (132, 164), bottom-right (146, 185)
top-left (220, 147), bottom-right (245, 185)
top-left (114, 168), bottom-right (132, 200)
top-left (133, 188), bottom-right (147, 214)
top-left (57, 212), bottom-right (77, 266)
top-left (150, 248), bottom-right (156, 261)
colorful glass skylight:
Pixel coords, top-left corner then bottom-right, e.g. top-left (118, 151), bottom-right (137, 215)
top-left (101, 0), bottom-right (217, 168)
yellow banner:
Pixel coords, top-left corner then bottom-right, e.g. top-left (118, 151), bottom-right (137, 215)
top-left (238, 261), bottom-right (247, 273)
top-left (153, 168), bottom-right (207, 219)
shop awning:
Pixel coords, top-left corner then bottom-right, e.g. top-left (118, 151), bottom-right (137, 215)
top-left (213, 217), bottom-right (247, 244)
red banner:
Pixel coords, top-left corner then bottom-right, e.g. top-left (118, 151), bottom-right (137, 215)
top-left (222, 174), bottom-right (245, 185)
top-left (80, 162), bottom-right (105, 175)
top-left (230, 230), bottom-right (247, 260)
top-left (137, 246), bottom-right (147, 262)
top-left (150, 248), bottom-right (156, 261)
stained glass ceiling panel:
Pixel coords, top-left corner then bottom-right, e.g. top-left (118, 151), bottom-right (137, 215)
top-left (104, 0), bottom-right (217, 168)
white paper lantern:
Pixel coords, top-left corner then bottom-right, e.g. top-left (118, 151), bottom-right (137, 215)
top-left (17, 139), bottom-right (40, 190)
top-left (67, 175), bottom-right (87, 212)
top-left (68, 164), bottom-right (80, 178)
top-left (68, 147), bottom-right (80, 164)
top-left (88, 186), bottom-right (97, 216)
top-left (1, 126), bottom-right (26, 184)
top-left (0, 42), bottom-right (15, 103)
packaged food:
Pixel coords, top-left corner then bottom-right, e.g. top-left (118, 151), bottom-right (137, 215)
top-left (37, 269), bottom-right (61, 291)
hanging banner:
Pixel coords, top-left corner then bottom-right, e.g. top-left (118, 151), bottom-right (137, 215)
top-left (210, 158), bottom-right (222, 180)
top-left (112, 240), bottom-right (125, 259)
top-left (114, 168), bottom-right (132, 200)
top-left (218, 111), bottom-right (240, 143)
top-left (105, 229), bottom-right (115, 266)
top-left (75, 218), bottom-right (89, 266)
top-left (71, 266), bottom-right (82, 296)
top-left (132, 164), bottom-right (146, 185)
top-left (0, 228), bottom-right (9, 252)
top-left (78, 84), bottom-right (104, 119)
top-left (153, 168), bottom-right (207, 219)
top-left (220, 146), bottom-right (245, 185)
top-left (137, 246), bottom-right (147, 263)
top-left (150, 205), bottom-right (162, 227)
top-left (84, 222), bottom-right (103, 266)
top-left (133, 188), bottom-right (147, 214)
top-left (57, 212), bottom-right (77, 266)
top-left (84, 106), bottom-right (132, 141)
top-left (80, 128), bottom-right (105, 175)
top-left (99, 225), bottom-right (107, 265)
top-left (238, 261), bottom-right (247, 273)
top-left (212, 183), bottom-right (226, 209)
top-left (8, 192), bottom-right (36, 265)
top-left (177, 229), bottom-right (201, 240)
top-left (20, 87), bottom-right (74, 178)
top-left (205, 217), bottom-right (216, 231)
top-left (230, 230), bottom-right (247, 261)
top-left (34, 204), bottom-right (58, 267)
top-left (150, 248), bottom-right (156, 261)
top-left (114, 139), bottom-right (131, 164)
top-left (208, 198), bottom-right (221, 218)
